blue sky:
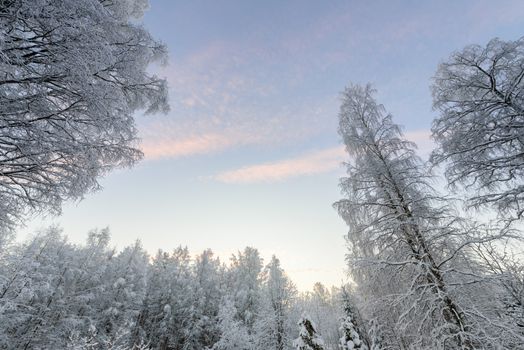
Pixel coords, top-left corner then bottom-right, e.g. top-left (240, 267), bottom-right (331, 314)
top-left (22, 0), bottom-right (524, 290)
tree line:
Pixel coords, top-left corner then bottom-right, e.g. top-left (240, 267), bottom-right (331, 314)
top-left (0, 227), bottom-right (356, 350)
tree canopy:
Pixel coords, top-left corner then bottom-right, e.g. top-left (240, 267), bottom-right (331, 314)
top-left (432, 36), bottom-right (524, 220)
top-left (0, 0), bottom-right (168, 238)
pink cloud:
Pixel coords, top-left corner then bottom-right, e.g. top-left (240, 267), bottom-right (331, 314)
top-left (214, 147), bottom-right (345, 184)
top-left (137, 42), bottom-right (330, 161)
top-left (137, 95), bottom-right (334, 161)
top-left (140, 129), bottom-right (260, 160)
top-left (211, 129), bottom-right (432, 184)
top-left (141, 134), bottom-right (229, 159)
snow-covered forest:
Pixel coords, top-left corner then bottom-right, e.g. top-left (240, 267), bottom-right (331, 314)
top-left (2, 0), bottom-right (524, 349)
top-left (0, 227), bottom-right (349, 349)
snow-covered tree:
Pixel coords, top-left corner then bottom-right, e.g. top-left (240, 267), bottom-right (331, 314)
top-left (293, 315), bottom-right (325, 350)
top-left (0, 227), bottom-right (68, 348)
top-left (471, 238), bottom-right (524, 337)
top-left (367, 319), bottom-right (383, 350)
top-left (0, 227), bottom-right (117, 349)
top-left (254, 256), bottom-right (297, 350)
top-left (228, 247), bottom-right (263, 335)
top-left (140, 247), bottom-right (195, 349)
top-left (213, 298), bottom-right (253, 350)
top-left (339, 318), bottom-right (366, 350)
top-left (339, 289), bottom-right (369, 350)
top-left (334, 84), bottom-right (479, 349)
top-left (0, 0), bottom-right (168, 237)
top-left (0, 229), bottom-right (359, 349)
top-left (187, 249), bottom-right (224, 348)
top-left (93, 240), bottom-right (149, 348)
top-left (301, 283), bottom-right (343, 349)
top-left (432, 36), bottom-right (524, 220)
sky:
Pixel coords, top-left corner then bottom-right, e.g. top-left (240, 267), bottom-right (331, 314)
top-left (20, 0), bottom-right (524, 291)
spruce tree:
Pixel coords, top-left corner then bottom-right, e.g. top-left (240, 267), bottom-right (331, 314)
top-left (339, 289), bottom-right (369, 350)
top-left (293, 315), bottom-right (325, 350)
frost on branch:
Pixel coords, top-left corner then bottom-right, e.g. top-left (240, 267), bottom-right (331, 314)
top-left (0, 0), bottom-right (169, 237)
top-left (432, 36), bottom-right (524, 220)
top-left (333, 84), bottom-right (522, 349)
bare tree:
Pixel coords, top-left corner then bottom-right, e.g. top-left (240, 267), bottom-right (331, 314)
top-left (0, 0), bottom-right (168, 237)
top-left (431, 36), bottom-right (524, 221)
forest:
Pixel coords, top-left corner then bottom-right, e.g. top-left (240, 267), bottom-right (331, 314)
top-left (1, 0), bottom-right (524, 349)
top-left (0, 227), bottom-right (349, 349)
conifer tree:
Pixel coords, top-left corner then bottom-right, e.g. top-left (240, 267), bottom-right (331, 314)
top-left (254, 256), bottom-right (296, 350)
top-left (339, 289), bottom-right (369, 350)
top-left (293, 315), bottom-right (325, 350)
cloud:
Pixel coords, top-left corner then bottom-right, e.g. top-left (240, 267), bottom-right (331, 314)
top-left (140, 132), bottom-right (249, 160)
top-left (137, 39), bottom-right (338, 161)
top-left (138, 107), bottom-right (331, 160)
top-left (140, 27), bottom-right (437, 163)
top-left (214, 146), bottom-right (345, 184)
top-left (138, 109), bottom-right (333, 160)
top-left (137, 88), bottom-right (335, 161)
top-left (141, 126), bottom-right (262, 160)
top-left (210, 129), bottom-right (432, 184)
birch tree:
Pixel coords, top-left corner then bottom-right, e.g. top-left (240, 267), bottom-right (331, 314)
top-left (432, 36), bottom-right (524, 220)
top-left (0, 0), bottom-right (168, 237)
top-left (471, 238), bottom-right (524, 337)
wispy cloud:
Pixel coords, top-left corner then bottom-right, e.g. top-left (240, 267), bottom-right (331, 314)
top-left (140, 131), bottom-right (251, 160)
top-left (211, 129), bottom-right (432, 184)
top-left (138, 40), bottom-right (337, 161)
top-left (138, 104), bottom-right (331, 160)
top-left (139, 10), bottom-right (443, 163)
top-left (214, 146), bottom-right (345, 184)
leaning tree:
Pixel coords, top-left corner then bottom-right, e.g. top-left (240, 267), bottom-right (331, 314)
top-left (334, 84), bottom-right (491, 349)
